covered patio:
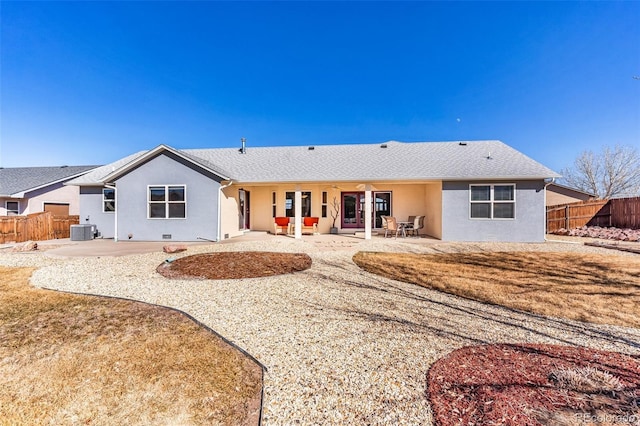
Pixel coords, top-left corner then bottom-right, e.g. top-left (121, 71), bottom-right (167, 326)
top-left (220, 181), bottom-right (443, 241)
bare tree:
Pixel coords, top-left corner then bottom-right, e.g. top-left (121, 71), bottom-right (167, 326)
top-left (561, 145), bottom-right (640, 199)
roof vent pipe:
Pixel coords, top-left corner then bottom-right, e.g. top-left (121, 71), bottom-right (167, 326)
top-left (240, 137), bottom-right (247, 154)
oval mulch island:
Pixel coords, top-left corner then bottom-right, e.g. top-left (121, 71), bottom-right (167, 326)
top-left (157, 251), bottom-right (312, 280)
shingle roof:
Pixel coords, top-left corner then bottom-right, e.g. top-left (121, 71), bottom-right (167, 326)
top-left (68, 140), bottom-right (560, 185)
top-left (0, 165), bottom-right (99, 196)
top-left (66, 152), bottom-right (148, 185)
top-left (186, 140), bottom-right (560, 183)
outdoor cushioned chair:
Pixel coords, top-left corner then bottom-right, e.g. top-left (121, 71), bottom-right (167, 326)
top-left (384, 216), bottom-right (404, 238)
top-left (301, 217), bottom-right (319, 235)
top-left (405, 215), bottom-right (425, 237)
top-left (414, 215), bottom-right (425, 237)
top-left (273, 217), bottom-right (291, 236)
top-left (404, 215), bottom-right (416, 235)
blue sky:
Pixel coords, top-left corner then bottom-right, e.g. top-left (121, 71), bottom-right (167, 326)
top-left (1, 1), bottom-right (639, 173)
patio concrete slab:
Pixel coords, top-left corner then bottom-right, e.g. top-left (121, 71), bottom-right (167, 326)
top-left (39, 239), bottom-right (210, 258)
top-left (5, 231), bottom-right (440, 258)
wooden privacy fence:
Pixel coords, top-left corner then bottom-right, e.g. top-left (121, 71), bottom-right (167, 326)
top-left (547, 197), bottom-right (640, 233)
top-left (0, 212), bottom-right (79, 244)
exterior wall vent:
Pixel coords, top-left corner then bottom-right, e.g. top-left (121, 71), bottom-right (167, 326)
top-left (162, 234), bottom-right (172, 239)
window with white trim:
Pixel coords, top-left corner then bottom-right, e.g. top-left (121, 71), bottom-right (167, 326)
top-left (103, 188), bottom-right (116, 212)
top-left (5, 201), bottom-right (19, 216)
top-left (148, 185), bottom-right (186, 218)
top-left (470, 184), bottom-right (515, 219)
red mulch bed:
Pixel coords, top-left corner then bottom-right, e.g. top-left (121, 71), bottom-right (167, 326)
top-left (427, 344), bottom-right (640, 425)
top-left (157, 251), bottom-right (312, 280)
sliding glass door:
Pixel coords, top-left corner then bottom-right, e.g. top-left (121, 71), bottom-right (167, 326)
top-left (374, 192), bottom-right (391, 228)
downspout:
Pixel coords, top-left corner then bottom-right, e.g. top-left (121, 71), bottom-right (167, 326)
top-left (105, 183), bottom-right (117, 242)
top-left (543, 177), bottom-right (555, 241)
top-left (217, 180), bottom-right (234, 242)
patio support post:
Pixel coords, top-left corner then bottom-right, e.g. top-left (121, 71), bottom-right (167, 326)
top-left (294, 186), bottom-right (302, 239)
top-left (364, 184), bottom-right (372, 240)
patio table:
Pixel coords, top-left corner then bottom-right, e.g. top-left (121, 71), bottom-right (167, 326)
top-left (396, 221), bottom-right (412, 237)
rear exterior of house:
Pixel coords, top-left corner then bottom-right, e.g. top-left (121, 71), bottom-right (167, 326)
top-left (68, 140), bottom-right (559, 243)
top-left (222, 180), bottom-right (546, 243)
top-left (76, 150), bottom-right (225, 241)
top-left (441, 180), bottom-right (546, 241)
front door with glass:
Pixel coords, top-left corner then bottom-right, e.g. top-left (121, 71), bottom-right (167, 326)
top-left (341, 192), bottom-right (365, 228)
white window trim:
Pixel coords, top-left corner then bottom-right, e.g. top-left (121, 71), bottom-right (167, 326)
top-left (147, 185), bottom-right (187, 219)
top-left (469, 183), bottom-right (516, 220)
top-left (5, 200), bottom-right (19, 215)
top-left (103, 188), bottom-right (116, 213)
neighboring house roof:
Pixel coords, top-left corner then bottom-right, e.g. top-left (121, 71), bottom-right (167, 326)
top-left (547, 182), bottom-right (597, 198)
top-left (67, 140), bottom-right (560, 185)
top-left (0, 165), bottom-right (99, 197)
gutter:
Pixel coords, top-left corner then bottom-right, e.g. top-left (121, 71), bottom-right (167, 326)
top-left (217, 180), bottom-right (234, 242)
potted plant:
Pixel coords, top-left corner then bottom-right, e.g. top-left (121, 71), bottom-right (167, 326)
top-left (330, 196), bottom-right (340, 234)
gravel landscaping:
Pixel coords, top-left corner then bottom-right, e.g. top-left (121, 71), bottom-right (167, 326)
top-left (1, 236), bottom-right (639, 425)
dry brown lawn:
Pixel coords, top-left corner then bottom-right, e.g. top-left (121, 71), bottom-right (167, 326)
top-left (353, 251), bottom-right (640, 329)
top-left (0, 267), bottom-right (262, 426)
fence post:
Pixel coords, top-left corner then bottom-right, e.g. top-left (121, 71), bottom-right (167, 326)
top-left (565, 205), bottom-right (570, 230)
top-left (49, 212), bottom-right (54, 240)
